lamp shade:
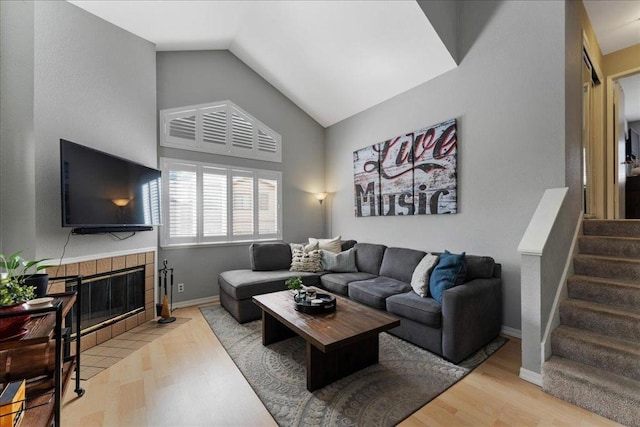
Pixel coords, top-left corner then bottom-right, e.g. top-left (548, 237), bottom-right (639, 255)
top-left (112, 198), bottom-right (130, 207)
top-left (315, 192), bottom-right (328, 202)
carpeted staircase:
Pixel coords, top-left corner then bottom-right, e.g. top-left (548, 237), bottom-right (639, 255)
top-left (542, 219), bottom-right (640, 427)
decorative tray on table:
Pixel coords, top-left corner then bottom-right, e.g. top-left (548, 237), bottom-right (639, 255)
top-left (293, 293), bottom-right (336, 314)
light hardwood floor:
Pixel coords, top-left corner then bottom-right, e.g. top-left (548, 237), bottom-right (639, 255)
top-left (62, 304), bottom-right (619, 426)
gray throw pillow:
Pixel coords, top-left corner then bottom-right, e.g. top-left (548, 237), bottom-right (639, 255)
top-left (321, 248), bottom-right (358, 273)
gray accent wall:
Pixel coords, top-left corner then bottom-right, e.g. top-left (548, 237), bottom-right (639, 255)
top-left (325, 0), bottom-right (581, 332)
top-left (1, 1), bottom-right (157, 260)
top-left (0, 1), bottom-right (37, 258)
top-left (157, 50), bottom-right (325, 303)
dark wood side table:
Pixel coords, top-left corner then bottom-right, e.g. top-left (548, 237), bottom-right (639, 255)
top-left (0, 276), bottom-right (84, 426)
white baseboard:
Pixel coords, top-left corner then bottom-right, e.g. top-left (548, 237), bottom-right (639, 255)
top-left (172, 295), bottom-right (220, 310)
top-left (501, 325), bottom-right (521, 339)
top-left (519, 367), bottom-right (543, 386)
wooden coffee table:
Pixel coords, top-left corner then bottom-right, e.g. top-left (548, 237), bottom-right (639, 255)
top-left (252, 289), bottom-right (400, 391)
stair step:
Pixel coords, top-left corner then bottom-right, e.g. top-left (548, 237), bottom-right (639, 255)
top-left (568, 275), bottom-right (640, 310)
top-left (574, 254), bottom-right (640, 282)
top-left (583, 219), bottom-right (640, 237)
top-left (543, 355), bottom-right (640, 427)
top-left (559, 299), bottom-right (640, 342)
top-left (551, 325), bottom-right (640, 382)
top-left (579, 235), bottom-right (640, 258)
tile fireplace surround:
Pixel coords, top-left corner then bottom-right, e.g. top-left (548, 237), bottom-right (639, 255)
top-left (48, 250), bottom-right (156, 354)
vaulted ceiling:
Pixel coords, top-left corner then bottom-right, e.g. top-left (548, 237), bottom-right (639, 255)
top-left (68, 0), bottom-right (456, 128)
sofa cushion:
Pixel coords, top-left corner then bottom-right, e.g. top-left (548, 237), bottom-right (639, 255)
top-left (465, 255), bottom-right (496, 280)
top-left (379, 247), bottom-right (426, 283)
top-left (429, 251), bottom-right (466, 303)
top-left (321, 248), bottom-right (358, 273)
top-left (250, 242), bottom-right (292, 271)
top-left (411, 253), bottom-right (439, 297)
top-left (219, 269), bottom-right (320, 300)
top-left (348, 277), bottom-right (412, 310)
top-left (354, 243), bottom-right (387, 275)
top-left (386, 291), bottom-right (442, 328)
top-left (320, 272), bottom-right (377, 295)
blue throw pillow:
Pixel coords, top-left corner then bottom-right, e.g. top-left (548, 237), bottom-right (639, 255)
top-left (429, 250), bottom-right (466, 304)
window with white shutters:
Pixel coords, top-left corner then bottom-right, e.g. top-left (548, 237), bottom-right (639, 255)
top-left (160, 101), bottom-right (281, 163)
top-left (160, 158), bottom-right (281, 247)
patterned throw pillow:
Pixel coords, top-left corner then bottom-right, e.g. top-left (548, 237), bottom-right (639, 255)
top-left (308, 235), bottom-right (342, 253)
top-left (290, 241), bottom-right (319, 253)
top-left (320, 248), bottom-right (358, 273)
top-left (411, 253), bottom-right (439, 297)
top-left (290, 247), bottom-right (322, 272)
top-left (429, 250), bottom-right (467, 304)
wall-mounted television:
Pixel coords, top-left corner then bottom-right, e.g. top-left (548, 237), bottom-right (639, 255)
top-left (60, 139), bottom-right (162, 234)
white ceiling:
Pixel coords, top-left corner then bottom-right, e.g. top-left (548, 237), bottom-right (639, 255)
top-left (68, 0), bottom-right (456, 128)
top-left (583, 0), bottom-right (640, 55)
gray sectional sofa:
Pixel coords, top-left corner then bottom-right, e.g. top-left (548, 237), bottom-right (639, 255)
top-left (218, 241), bottom-right (502, 363)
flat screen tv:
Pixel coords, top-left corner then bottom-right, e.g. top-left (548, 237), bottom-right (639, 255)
top-left (60, 139), bottom-right (162, 234)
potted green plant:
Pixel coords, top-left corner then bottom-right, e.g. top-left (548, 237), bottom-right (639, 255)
top-left (285, 276), bottom-right (305, 301)
top-left (0, 251), bottom-right (52, 304)
top-left (0, 252), bottom-right (52, 339)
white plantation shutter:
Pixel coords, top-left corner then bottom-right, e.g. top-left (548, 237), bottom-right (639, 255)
top-left (165, 110), bottom-right (197, 144)
top-left (258, 176), bottom-right (278, 236)
top-left (201, 106), bottom-right (227, 148)
top-left (160, 158), bottom-right (281, 247)
top-left (162, 161), bottom-right (198, 245)
top-left (202, 167), bottom-right (227, 239)
top-left (160, 100), bottom-right (281, 162)
top-left (258, 129), bottom-right (278, 155)
top-left (232, 172), bottom-right (254, 236)
top-left (230, 109), bottom-right (254, 151)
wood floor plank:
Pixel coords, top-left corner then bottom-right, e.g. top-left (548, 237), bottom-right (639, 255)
top-left (62, 304), bottom-right (620, 426)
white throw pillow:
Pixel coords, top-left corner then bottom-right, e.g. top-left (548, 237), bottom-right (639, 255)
top-left (308, 235), bottom-right (342, 253)
top-left (411, 253), bottom-right (439, 297)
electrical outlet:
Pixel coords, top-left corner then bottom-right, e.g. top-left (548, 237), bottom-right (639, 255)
top-left (178, 283), bottom-right (184, 293)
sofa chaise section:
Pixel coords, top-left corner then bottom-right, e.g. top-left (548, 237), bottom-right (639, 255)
top-left (219, 240), bottom-right (356, 323)
top-left (219, 268), bottom-right (320, 323)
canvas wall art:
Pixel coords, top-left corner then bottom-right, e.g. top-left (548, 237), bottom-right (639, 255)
top-left (353, 118), bottom-right (457, 217)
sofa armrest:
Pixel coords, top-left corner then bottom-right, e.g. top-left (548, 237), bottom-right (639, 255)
top-left (441, 277), bottom-right (502, 363)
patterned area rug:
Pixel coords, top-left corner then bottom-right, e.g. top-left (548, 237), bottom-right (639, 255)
top-left (200, 305), bottom-right (506, 427)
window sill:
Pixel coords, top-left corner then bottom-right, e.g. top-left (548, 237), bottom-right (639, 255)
top-left (160, 238), bottom-right (282, 250)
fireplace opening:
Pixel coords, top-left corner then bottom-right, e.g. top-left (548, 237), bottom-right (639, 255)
top-left (65, 266), bottom-right (146, 337)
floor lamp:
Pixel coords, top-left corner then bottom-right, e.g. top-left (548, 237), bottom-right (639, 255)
top-left (315, 193), bottom-right (328, 238)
